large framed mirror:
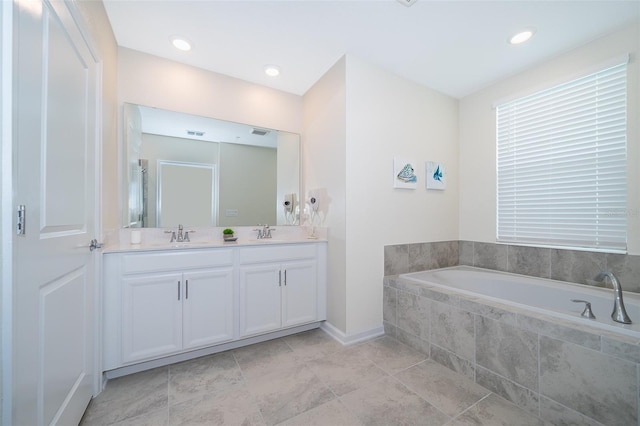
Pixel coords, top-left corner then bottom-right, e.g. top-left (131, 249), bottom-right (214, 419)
top-left (122, 103), bottom-right (301, 228)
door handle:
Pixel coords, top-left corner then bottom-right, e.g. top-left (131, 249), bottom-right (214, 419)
top-left (178, 281), bottom-right (181, 300)
top-left (89, 239), bottom-right (104, 251)
top-left (278, 270), bottom-right (282, 287)
top-left (284, 270), bottom-right (287, 286)
top-left (186, 280), bottom-right (189, 299)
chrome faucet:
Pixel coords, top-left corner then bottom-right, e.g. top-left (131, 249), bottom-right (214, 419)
top-left (253, 224), bottom-right (275, 239)
top-left (571, 299), bottom-right (596, 319)
top-left (595, 271), bottom-right (632, 324)
top-left (165, 224), bottom-right (186, 243)
top-left (263, 224), bottom-right (274, 238)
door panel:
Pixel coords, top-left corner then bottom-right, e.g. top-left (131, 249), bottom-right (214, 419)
top-left (42, 3), bottom-right (88, 232)
top-left (239, 265), bottom-right (281, 337)
top-left (183, 268), bottom-right (234, 349)
top-left (282, 261), bottom-right (317, 327)
top-left (40, 268), bottom-right (89, 425)
top-left (13, 0), bottom-right (99, 424)
top-left (122, 273), bottom-right (183, 363)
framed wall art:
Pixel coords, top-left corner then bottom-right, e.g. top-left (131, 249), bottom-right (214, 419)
top-left (426, 161), bottom-right (446, 190)
top-left (393, 157), bottom-right (418, 189)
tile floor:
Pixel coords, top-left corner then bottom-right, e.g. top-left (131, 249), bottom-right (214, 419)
top-left (81, 329), bottom-right (551, 426)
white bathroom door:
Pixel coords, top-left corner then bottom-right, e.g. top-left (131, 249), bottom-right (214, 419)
top-left (12, 0), bottom-right (99, 424)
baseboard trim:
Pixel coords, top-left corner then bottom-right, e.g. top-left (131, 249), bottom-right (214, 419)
top-left (320, 322), bottom-right (385, 346)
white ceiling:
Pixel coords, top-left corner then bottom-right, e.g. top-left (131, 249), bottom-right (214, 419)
top-left (103, 0), bottom-right (640, 99)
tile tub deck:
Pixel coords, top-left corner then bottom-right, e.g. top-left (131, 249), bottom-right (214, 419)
top-left (384, 274), bottom-right (640, 426)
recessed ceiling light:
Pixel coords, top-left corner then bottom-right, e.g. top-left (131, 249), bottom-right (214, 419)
top-left (509, 29), bottom-right (536, 45)
top-left (170, 36), bottom-right (192, 51)
top-left (264, 65), bottom-right (281, 77)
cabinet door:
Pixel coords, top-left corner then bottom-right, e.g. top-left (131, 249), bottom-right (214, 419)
top-left (122, 273), bottom-right (183, 363)
top-left (183, 268), bottom-right (235, 349)
top-left (282, 261), bottom-right (318, 327)
top-left (239, 265), bottom-right (281, 337)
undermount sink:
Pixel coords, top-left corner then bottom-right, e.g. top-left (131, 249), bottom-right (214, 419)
top-left (246, 239), bottom-right (287, 244)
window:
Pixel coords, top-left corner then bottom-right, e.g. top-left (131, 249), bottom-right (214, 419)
top-left (496, 61), bottom-right (627, 251)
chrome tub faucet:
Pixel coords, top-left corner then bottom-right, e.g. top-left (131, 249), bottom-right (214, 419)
top-left (595, 271), bottom-right (632, 324)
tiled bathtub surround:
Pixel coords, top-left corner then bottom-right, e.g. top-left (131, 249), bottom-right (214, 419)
top-left (384, 241), bottom-right (459, 276)
top-left (383, 275), bottom-right (640, 425)
top-left (384, 240), bottom-right (640, 424)
top-left (384, 240), bottom-right (640, 293)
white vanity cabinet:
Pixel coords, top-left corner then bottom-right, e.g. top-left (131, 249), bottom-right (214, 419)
top-left (181, 269), bottom-right (235, 350)
top-left (120, 267), bottom-right (235, 363)
top-left (238, 244), bottom-right (320, 338)
top-left (103, 241), bottom-right (326, 374)
top-left (239, 259), bottom-right (317, 337)
top-left (103, 249), bottom-right (235, 369)
top-left (121, 271), bottom-right (183, 363)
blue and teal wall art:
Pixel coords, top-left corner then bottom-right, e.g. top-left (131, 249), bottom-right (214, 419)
top-left (393, 157), bottom-right (418, 189)
top-left (426, 161), bottom-right (446, 190)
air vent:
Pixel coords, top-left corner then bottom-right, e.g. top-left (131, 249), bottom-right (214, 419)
top-left (251, 128), bottom-right (270, 136)
top-left (186, 130), bottom-right (205, 137)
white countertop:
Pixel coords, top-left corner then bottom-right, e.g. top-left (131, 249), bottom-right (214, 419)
top-left (102, 226), bottom-right (327, 254)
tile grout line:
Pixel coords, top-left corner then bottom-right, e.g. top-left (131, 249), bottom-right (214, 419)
top-left (537, 332), bottom-right (542, 420)
top-left (333, 383), bottom-right (375, 426)
top-left (166, 365), bottom-right (171, 424)
top-left (230, 348), bottom-right (270, 426)
top-left (446, 392), bottom-right (493, 424)
top-left (475, 363), bottom-right (535, 400)
top-left (390, 374), bottom-right (452, 423)
top-left (391, 360), bottom-right (482, 424)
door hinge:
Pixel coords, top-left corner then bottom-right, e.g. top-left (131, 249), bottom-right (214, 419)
top-left (16, 205), bottom-right (26, 235)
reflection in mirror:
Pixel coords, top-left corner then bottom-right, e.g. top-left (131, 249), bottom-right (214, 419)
top-left (122, 103), bottom-right (301, 228)
top-left (157, 161), bottom-right (215, 227)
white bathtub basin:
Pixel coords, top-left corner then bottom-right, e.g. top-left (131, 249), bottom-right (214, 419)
top-left (400, 266), bottom-right (640, 338)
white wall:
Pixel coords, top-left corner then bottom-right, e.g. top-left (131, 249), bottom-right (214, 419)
top-left (303, 57), bottom-right (348, 332)
top-left (459, 23), bottom-right (640, 253)
top-left (344, 56), bottom-right (459, 335)
top-left (276, 132), bottom-right (301, 225)
top-left (303, 55), bottom-right (459, 337)
top-left (118, 47), bottom-right (302, 133)
top-left (77, 0), bottom-right (119, 235)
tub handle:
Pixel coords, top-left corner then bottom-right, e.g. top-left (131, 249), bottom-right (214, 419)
top-left (571, 299), bottom-right (596, 320)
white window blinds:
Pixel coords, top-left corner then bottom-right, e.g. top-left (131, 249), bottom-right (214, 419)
top-left (496, 62), bottom-right (627, 251)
